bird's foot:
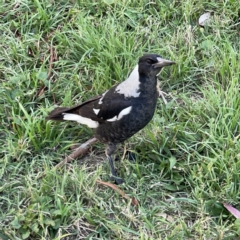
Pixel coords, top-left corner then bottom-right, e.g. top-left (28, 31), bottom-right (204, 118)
top-left (110, 175), bottom-right (124, 185)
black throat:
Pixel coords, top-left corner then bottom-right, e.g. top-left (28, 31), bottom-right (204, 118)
top-left (138, 73), bottom-right (158, 97)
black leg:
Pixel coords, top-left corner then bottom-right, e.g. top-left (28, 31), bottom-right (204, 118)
top-left (105, 143), bottom-right (124, 184)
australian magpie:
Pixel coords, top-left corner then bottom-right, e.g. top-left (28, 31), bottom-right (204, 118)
top-left (46, 54), bottom-right (175, 184)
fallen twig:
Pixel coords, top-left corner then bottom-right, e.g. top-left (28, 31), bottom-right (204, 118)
top-left (47, 44), bottom-right (55, 80)
top-left (54, 137), bottom-right (98, 169)
top-left (96, 179), bottom-right (139, 206)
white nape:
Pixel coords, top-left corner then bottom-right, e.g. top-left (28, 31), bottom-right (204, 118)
top-left (98, 91), bottom-right (107, 104)
top-left (107, 106), bottom-right (132, 122)
top-left (115, 65), bottom-right (140, 97)
top-left (62, 113), bottom-right (99, 128)
top-left (93, 108), bottom-right (100, 115)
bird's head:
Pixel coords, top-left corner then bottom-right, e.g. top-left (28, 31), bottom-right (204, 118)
top-left (138, 54), bottom-right (175, 76)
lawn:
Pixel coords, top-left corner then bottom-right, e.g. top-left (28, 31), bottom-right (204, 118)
top-left (0, 0), bottom-right (240, 239)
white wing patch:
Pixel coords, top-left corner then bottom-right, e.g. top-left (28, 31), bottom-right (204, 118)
top-left (115, 65), bottom-right (140, 97)
top-left (93, 108), bottom-right (100, 115)
top-left (107, 106), bottom-right (132, 122)
top-left (98, 91), bottom-right (107, 104)
top-left (62, 113), bottom-right (99, 128)
top-left (106, 116), bottom-right (118, 122)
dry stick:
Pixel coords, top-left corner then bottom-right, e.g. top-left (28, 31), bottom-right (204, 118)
top-left (96, 180), bottom-right (139, 206)
top-left (47, 44), bottom-right (54, 80)
top-left (54, 137), bottom-right (98, 169)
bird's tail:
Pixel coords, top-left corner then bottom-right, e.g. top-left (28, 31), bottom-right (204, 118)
top-left (46, 107), bottom-right (69, 121)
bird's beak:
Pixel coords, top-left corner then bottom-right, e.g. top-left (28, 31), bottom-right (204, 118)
top-left (153, 57), bottom-right (175, 68)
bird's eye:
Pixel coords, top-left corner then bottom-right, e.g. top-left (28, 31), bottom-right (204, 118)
top-left (147, 59), bottom-right (153, 64)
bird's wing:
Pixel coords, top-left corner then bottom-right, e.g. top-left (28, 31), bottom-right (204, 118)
top-left (78, 87), bottom-right (133, 122)
top-left (46, 88), bottom-right (133, 123)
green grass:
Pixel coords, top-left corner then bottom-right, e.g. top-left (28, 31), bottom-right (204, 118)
top-left (1, 0), bottom-right (240, 239)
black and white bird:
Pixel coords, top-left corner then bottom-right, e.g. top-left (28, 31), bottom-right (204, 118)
top-left (46, 54), bottom-right (175, 184)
